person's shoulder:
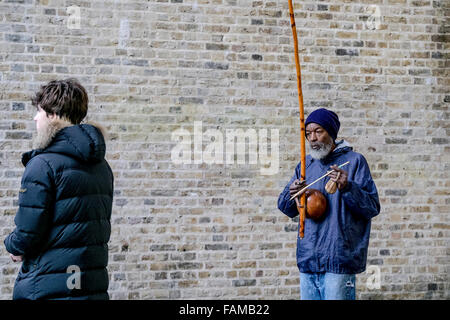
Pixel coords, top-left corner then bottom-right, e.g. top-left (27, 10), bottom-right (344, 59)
top-left (25, 151), bottom-right (67, 174)
top-left (346, 150), bottom-right (365, 160)
top-left (343, 150), bottom-right (371, 170)
top-left (21, 154), bottom-right (55, 182)
top-left (25, 153), bottom-right (51, 168)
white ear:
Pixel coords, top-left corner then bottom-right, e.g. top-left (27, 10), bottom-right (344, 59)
top-left (47, 113), bottom-right (58, 120)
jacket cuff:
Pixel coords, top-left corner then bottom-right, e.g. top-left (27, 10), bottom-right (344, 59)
top-left (4, 234), bottom-right (21, 256)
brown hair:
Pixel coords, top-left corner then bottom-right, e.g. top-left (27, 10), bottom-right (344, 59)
top-left (31, 78), bottom-right (88, 124)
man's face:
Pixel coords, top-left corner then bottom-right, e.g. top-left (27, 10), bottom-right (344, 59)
top-left (306, 123), bottom-right (335, 159)
top-left (34, 106), bottom-right (56, 132)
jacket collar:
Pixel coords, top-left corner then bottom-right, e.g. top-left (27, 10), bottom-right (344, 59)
top-left (22, 120), bottom-right (108, 166)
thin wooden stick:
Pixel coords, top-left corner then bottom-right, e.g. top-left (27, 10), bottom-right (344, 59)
top-left (288, 0), bottom-right (306, 238)
top-left (289, 161), bottom-right (350, 201)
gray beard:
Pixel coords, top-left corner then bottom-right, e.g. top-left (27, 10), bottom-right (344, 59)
top-left (308, 140), bottom-right (334, 160)
top-left (32, 118), bottom-right (72, 150)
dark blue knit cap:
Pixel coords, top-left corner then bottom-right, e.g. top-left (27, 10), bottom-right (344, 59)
top-left (305, 108), bottom-right (340, 141)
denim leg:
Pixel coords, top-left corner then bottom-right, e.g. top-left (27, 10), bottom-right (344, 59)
top-left (322, 272), bottom-right (356, 300)
top-left (299, 272), bottom-right (322, 300)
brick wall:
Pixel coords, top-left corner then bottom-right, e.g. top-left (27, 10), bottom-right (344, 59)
top-left (0, 0), bottom-right (448, 299)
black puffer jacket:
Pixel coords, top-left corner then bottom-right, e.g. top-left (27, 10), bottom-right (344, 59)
top-left (4, 122), bottom-right (114, 300)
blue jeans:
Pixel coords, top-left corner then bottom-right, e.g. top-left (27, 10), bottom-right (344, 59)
top-left (300, 272), bottom-right (356, 300)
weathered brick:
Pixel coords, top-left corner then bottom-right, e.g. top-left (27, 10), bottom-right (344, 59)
top-left (94, 58), bottom-right (121, 65)
top-left (385, 189), bottom-right (408, 196)
top-left (336, 48), bottom-right (359, 56)
top-left (251, 19), bottom-right (264, 25)
top-left (150, 244), bottom-right (176, 251)
top-left (179, 97), bottom-right (204, 104)
top-left (122, 59), bottom-right (149, 67)
top-left (205, 244), bottom-right (229, 251)
top-left (204, 61), bottom-right (229, 70)
top-left (385, 138), bottom-right (407, 144)
top-left (232, 279), bottom-right (256, 287)
top-left (251, 54), bottom-right (263, 61)
top-left (5, 132), bottom-right (32, 140)
top-left (206, 43), bottom-right (229, 51)
top-left (0, 0), bottom-right (447, 302)
top-left (12, 102), bottom-right (25, 111)
top-left (431, 138), bottom-right (447, 145)
top-left (6, 34), bottom-right (32, 43)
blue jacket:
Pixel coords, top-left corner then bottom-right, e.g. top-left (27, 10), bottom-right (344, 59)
top-left (278, 141), bottom-right (380, 274)
top-left (4, 123), bottom-right (114, 300)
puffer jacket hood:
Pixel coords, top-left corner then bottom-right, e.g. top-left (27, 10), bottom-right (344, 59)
top-left (46, 124), bottom-right (106, 163)
top-left (22, 122), bottom-right (107, 166)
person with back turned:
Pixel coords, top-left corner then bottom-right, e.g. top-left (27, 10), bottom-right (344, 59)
top-left (4, 79), bottom-right (114, 299)
top-left (278, 108), bottom-right (380, 300)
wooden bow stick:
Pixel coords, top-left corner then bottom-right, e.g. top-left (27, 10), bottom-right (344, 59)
top-left (287, 0), bottom-right (306, 238)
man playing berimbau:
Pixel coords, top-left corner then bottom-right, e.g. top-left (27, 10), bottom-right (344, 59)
top-left (278, 108), bottom-right (380, 300)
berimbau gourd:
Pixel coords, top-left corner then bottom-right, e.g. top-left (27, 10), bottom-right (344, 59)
top-left (290, 162), bottom-right (350, 222)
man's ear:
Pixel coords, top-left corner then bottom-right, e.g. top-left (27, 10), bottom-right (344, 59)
top-left (47, 113), bottom-right (57, 120)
